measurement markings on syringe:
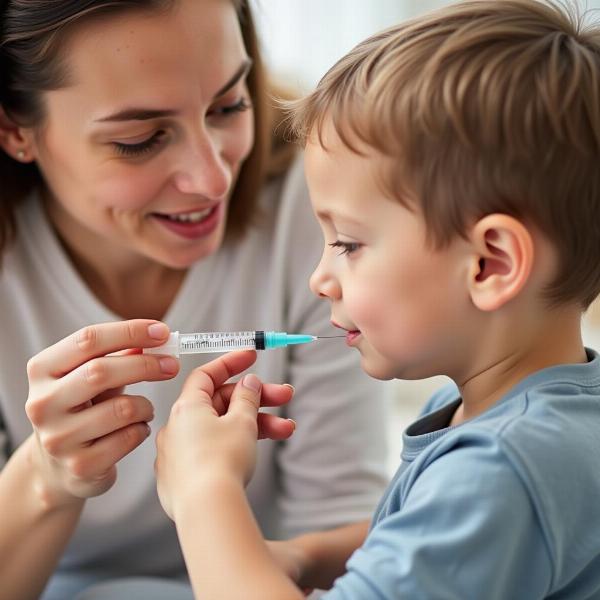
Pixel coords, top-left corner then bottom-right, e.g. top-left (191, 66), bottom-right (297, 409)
top-left (180, 332), bottom-right (257, 351)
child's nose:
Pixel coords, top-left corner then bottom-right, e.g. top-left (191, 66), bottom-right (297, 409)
top-left (310, 263), bottom-right (341, 300)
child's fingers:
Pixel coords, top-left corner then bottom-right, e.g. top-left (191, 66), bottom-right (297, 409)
top-left (213, 381), bottom-right (294, 413)
top-left (179, 351), bottom-right (257, 404)
top-left (227, 373), bottom-right (262, 420)
top-left (257, 413), bottom-right (296, 440)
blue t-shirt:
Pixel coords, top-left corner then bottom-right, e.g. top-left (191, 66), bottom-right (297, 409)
top-left (325, 350), bottom-right (600, 599)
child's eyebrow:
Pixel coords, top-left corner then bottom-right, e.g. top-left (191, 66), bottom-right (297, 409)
top-left (316, 209), bottom-right (362, 227)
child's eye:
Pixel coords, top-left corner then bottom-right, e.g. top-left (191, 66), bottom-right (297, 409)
top-left (209, 97), bottom-right (252, 117)
top-left (113, 131), bottom-right (166, 157)
top-left (329, 240), bottom-right (362, 256)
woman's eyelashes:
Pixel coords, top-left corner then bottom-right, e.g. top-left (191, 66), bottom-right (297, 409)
top-left (111, 97), bottom-right (252, 157)
top-left (328, 240), bottom-right (362, 256)
top-left (113, 130), bottom-right (167, 157)
top-left (209, 96), bottom-right (251, 117)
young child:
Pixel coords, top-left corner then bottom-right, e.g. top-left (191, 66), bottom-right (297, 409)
top-left (154, 1), bottom-right (600, 598)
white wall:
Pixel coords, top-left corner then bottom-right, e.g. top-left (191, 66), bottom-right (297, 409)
top-left (252, 0), bottom-right (600, 91)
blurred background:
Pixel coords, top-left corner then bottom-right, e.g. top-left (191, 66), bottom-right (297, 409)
top-left (250, 0), bottom-right (600, 474)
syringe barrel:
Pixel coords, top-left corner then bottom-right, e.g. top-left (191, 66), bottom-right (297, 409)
top-left (178, 331), bottom-right (259, 354)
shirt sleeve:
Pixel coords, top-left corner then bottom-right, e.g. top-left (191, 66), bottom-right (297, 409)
top-left (270, 156), bottom-right (390, 537)
top-left (324, 438), bottom-right (553, 599)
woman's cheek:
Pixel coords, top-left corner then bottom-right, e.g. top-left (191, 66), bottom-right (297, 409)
top-left (93, 171), bottom-right (164, 211)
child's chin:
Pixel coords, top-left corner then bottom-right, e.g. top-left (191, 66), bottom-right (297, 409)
top-left (361, 357), bottom-right (397, 381)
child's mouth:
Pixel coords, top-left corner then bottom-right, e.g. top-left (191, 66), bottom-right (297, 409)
top-left (345, 330), bottom-right (361, 345)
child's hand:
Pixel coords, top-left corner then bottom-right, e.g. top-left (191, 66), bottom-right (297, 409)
top-left (155, 350), bottom-right (295, 520)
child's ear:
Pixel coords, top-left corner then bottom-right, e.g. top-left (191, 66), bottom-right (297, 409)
top-left (466, 214), bottom-right (534, 311)
top-left (0, 106), bottom-right (34, 162)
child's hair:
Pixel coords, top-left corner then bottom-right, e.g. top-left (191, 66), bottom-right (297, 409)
top-left (288, 0), bottom-right (600, 309)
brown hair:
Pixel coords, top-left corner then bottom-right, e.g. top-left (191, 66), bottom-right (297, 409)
top-left (288, 0), bottom-right (600, 308)
top-left (0, 0), bottom-right (281, 256)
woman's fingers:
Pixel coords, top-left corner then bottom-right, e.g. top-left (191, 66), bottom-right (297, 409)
top-left (37, 394), bottom-right (155, 455)
top-left (26, 353), bottom-right (179, 420)
top-left (64, 422), bottom-right (152, 484)
top-left (28, 320), bottom-right (171, 379)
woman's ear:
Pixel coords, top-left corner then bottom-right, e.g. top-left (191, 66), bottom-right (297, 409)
top-left (0, 106), bottom-right (34, 162)
top-left (467, 214), bottom-right (534, 311)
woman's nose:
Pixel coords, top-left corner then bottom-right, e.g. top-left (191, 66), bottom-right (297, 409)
top-left (172, 133), bottom-right (231, 199)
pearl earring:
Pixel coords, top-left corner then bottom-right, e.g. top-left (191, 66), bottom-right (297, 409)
top-left (16, 150), bottom-right (26, 161)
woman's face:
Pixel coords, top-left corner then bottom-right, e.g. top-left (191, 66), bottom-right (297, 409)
top-left (25, 0), bottom-right (254, 270)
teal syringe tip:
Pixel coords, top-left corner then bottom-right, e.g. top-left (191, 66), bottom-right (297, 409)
top-left (265, 332), bottom-right (317, 349)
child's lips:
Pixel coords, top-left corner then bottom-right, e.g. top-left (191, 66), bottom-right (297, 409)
top-left (331, 322), bottom-right (362, 345)
top-left (345, 330), bottom-right (361, 345)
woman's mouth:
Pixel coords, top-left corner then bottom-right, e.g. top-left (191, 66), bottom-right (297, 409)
top-left (151, 204), bottom-right (222, 240)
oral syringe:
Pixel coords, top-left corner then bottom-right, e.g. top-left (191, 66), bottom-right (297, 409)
top-left (143, 330), bottom-right (344, 357)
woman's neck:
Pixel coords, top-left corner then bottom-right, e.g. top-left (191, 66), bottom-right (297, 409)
top-left (43, 195), bottom-right (186, 320)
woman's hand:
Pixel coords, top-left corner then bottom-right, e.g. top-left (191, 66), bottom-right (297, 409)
top-left (155, 350), bottom-right (295, 521)
top-left (25, 319), bottom-right (180, 508)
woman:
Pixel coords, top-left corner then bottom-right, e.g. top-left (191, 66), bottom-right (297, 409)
top-left (0, 1), bottom-right (388, 599)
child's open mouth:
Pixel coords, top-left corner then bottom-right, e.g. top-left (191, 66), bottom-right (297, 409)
top-left (346, 330), bottom-right (361, 345)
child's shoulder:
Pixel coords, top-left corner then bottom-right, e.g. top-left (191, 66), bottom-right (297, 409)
top-left (365, 355), bottom-right (600, 597)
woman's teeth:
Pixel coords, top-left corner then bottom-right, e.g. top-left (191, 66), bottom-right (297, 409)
top-left (166, 208), bottom-right (212, 223)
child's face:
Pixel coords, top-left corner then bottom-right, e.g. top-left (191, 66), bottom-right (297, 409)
top-left (305, 130), bottom-right (472, 381)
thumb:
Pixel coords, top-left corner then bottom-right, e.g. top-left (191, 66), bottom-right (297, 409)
top-left (229, 373), bottom-right (262, 418)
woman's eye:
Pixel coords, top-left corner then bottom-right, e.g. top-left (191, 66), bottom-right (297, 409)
top-left (112, 131), bottom-right (166, 157)
top-left (209, 97), bottom-right (252, 117)
top-left (328, 240), bottom-right (362, 256)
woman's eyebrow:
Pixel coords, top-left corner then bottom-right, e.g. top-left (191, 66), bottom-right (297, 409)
top-left (214, 58), bottom-right (253, 98)
top-left (94, 59), bottom-right (253, 123)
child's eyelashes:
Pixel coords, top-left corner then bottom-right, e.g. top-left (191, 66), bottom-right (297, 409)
top-left (329, 240), bottom-right (362, 255)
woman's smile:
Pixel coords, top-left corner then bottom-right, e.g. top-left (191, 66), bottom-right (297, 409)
top-left (150, 203), bottom-right (223, 240)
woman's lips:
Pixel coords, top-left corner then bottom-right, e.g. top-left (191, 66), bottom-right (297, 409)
top-left (151, 204), bottom-right (222, 240)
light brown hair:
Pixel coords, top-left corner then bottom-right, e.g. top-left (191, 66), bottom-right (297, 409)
top-left (0, 0), bottom-right (286, 256)
top-left (288, 0), bottom-right (600, 308)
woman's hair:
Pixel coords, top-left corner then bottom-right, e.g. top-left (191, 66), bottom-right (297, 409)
top-left (0, 0), bottom-right (280, 256)
top-left (288, 0), bottom-right (600, 308)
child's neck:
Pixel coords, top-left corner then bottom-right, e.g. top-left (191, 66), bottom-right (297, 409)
top-left (450, 305), bottom-right (586, 426)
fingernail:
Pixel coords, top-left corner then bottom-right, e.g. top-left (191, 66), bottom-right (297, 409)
top-left (159, 356), bottom-right (178, 374)
top-left (283, 383), bottom-right (295, 394)
top-left (242, 373), bottom-right (262, 393)
top-left (288, 418), bottom-right (296, 431)
top-left (144, 424), bottom-right (151, 437)
top-left (148, 323), bottom-right (169, 340)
